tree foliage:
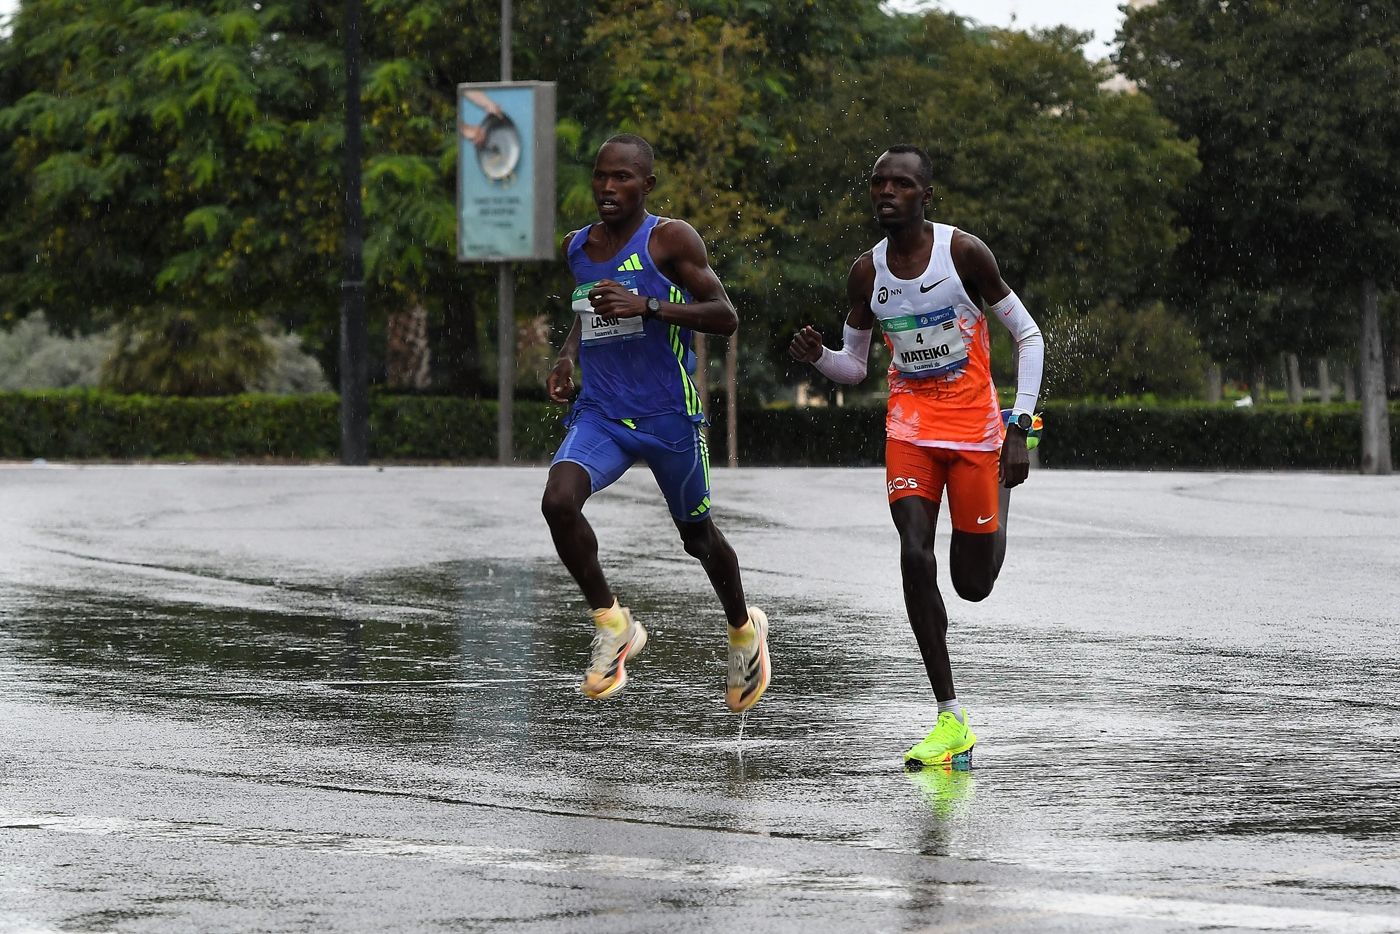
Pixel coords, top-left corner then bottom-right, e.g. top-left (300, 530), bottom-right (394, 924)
top-left (0, 0), bottom-right (1200, 399)
top-left (761, 12), bottom-right (1199, 388)
top-left (1118, 0), bottom-right (1400, 363)
top-left (0, 1), bottom-right (344, 329)
top-left (102, 306), bottom-right (271, 396)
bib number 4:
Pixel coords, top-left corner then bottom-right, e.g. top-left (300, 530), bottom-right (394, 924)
top-left (883, 306), bottom-right (968, 379)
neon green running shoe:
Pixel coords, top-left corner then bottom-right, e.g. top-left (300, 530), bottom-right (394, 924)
top-left (904, 710), bottom-right (977, 771)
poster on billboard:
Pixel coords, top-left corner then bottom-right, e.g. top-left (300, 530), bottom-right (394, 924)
top-left (456, 81), bottom-right (556, 262)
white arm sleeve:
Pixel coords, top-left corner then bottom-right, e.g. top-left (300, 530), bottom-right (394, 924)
top-left (987, 291), bottom-right (1044, 414)
top-left (812, 324), bottom-right (872, 385)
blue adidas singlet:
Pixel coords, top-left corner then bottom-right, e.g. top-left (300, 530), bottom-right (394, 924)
top-left (567, 214), bottom-right (703, 422)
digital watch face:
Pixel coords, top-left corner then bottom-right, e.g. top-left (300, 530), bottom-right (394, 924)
top-left (478, 113), bottom-right (522, 181)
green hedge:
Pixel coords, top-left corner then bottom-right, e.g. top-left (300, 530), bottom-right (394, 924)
top-left (1029, 402), bottom-right (1400, 470)
top-left (0, 390), bottom-right (566, 462)
top-left (0, 391), bottom-right (341, 460)
top-left (1, 390), bottom-right (1396, 469)
top-left (706, 401), bottom-right (1400, 470)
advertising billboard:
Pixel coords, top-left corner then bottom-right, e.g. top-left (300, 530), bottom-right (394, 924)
top-left (456, 81), bottom-right (556, 262)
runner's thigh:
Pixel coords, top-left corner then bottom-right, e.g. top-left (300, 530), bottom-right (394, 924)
top-left (551, 410), bottom-right (635, 494)
top-left (944, 449), bottom-right (1000, 533)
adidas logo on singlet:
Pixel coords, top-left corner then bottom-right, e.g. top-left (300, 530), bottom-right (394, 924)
top-left (617, 253), bottom-right (643, 272)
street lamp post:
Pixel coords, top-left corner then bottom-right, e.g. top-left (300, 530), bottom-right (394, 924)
top-left (340, 0), bottom-right (370, 465)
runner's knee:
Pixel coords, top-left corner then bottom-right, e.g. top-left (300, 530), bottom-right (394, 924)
top-left (952, 570), bottom-right (994, 603)
top-left (679, 523), bottom-right (714, 561)
top-left (541, 486), bottom-right (581, 526)
top-left (899, 537), bottom-right (935, 571)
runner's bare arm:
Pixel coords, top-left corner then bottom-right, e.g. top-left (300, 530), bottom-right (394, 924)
top-left (789, 253), bottom-right (875, 383)
top-left (586, 218), bottom-right (737, 335)
top-left (844, 252), bottom-right (878, 331)
top-left (548, 232), bottom-right (583, 403)
top-left (950, 230), bottom-right (1010, 306)
top-left (547, 317), bottom-right (581, 404)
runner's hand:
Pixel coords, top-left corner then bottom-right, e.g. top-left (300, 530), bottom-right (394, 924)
top-left (788, 325), bottom-right (824, 364)
top-left (458, 121), bottom-right (487, 148)
top-left (546, 358), bottom-right (575, 403)
top-left (1000, 429), bottom-right (1030, 488)
top-left (588, 279), bottom-right (644, 318)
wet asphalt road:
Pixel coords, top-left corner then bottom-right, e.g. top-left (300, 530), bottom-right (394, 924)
top-left (2, 464), bottom-right (1398, 933)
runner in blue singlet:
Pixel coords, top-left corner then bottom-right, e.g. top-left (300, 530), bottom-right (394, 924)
top-left (541, 134), bottom-right (771, 712)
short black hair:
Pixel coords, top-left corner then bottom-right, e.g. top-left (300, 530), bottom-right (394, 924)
top-left (883, 144), bottom-right (933, 187)
top-left (601, 134), bottom-right (655, 174)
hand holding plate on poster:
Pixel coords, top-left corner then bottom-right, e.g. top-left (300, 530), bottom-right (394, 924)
top-left (458, 89), bottom-right (504, 147)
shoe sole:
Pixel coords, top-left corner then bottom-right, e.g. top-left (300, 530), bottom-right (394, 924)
top-left (582, 622), bottom-right (648, 700)
top-left (903, 735), bottom-right (976, 772)
top-left (725, 608), bottom-right (770, 713)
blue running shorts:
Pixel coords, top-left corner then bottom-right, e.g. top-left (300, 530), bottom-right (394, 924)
top-left (552, 407), bottom-right (713, 523)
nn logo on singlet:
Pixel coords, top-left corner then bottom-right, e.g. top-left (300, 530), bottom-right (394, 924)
top-left (617, 253), bottom-right (643, 272)
top-left (876, 286), bottom-right (903, 304)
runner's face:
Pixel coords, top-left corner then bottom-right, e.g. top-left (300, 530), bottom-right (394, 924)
top-left (870, 152), bottom-right (930, 229)
top-left (592, 144), bottom-right (654, 223)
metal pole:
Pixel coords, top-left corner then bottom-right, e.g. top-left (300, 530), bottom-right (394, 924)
top-left (339, 0), bottom-right (369, 465)
top-left (726, 334), bottom-right (738, 468)
top-left (501, 0), bottom-right (512, 81)
top-left (496, 0), bottom-right (514, 464)
top-left (497, 265), bottom-right (515, 463)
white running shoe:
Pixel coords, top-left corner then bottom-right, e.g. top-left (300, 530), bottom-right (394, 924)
top-left (725, 608), bottom-right (771, 712)
top-left (580, 605), bottom-right (647, 700)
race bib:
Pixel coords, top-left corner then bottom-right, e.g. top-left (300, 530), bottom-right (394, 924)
top-left (574, 277), bottom-right (645, 345)
top-left (884, 306), bottom-right (968, 379)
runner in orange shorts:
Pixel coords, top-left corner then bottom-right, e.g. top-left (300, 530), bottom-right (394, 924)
top-left (789, 145), bottom-right (1044, 770)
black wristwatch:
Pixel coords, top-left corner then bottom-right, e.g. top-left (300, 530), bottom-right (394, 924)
top-left (644, 297), bottom-right (661, 319)
top-left (1008, 411), bottom-right (1033, 433)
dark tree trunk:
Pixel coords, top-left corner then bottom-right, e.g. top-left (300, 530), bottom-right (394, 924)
top-left (386, 301), bottom-right (431, 389)
top-left (1205, 362), bottom-right (1223, 403)
top-left (440, 283), bottom-right (482, 396)
top-left (1285, 353), bottom-right (1303, 404)
top-left (1359, 278), bottom-right (1392, 474)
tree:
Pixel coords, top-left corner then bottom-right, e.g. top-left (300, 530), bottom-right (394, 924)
top-left (0, 1), bottom-right (348, 392)
top-left (0, 2), bottom-right (344, 326)
top-left (765, 11), bottom-right (1199, 395)
top-left (0, 0), bottom-right (538, 393)
top-left (103, 306), bottom-right (271, 396)
top-left (1, 0), bottom-right (1202, 412)
top-left (1120, 0), bottom-right (1399, 471)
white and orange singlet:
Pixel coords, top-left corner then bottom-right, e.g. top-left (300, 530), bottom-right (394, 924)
top-left (870, 223), bottom-right (1002, 451)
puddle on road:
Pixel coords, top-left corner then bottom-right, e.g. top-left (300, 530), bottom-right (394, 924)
top-left (3, 558), bottom-right (1399, 905)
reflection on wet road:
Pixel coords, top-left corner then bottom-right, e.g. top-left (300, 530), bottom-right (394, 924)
top-left (2, 466), bottom-right (1398, 932)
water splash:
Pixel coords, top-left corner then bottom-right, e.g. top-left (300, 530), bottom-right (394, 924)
top-left (736, 709), bottom-right (748, 771)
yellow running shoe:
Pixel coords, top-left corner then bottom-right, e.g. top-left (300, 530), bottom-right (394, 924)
top-left (580, 604), bottom-right (647, 700)
top-left (725, 607), bottom-right (771, 712)
top-left (904, 710), bottom-right (977, 771)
